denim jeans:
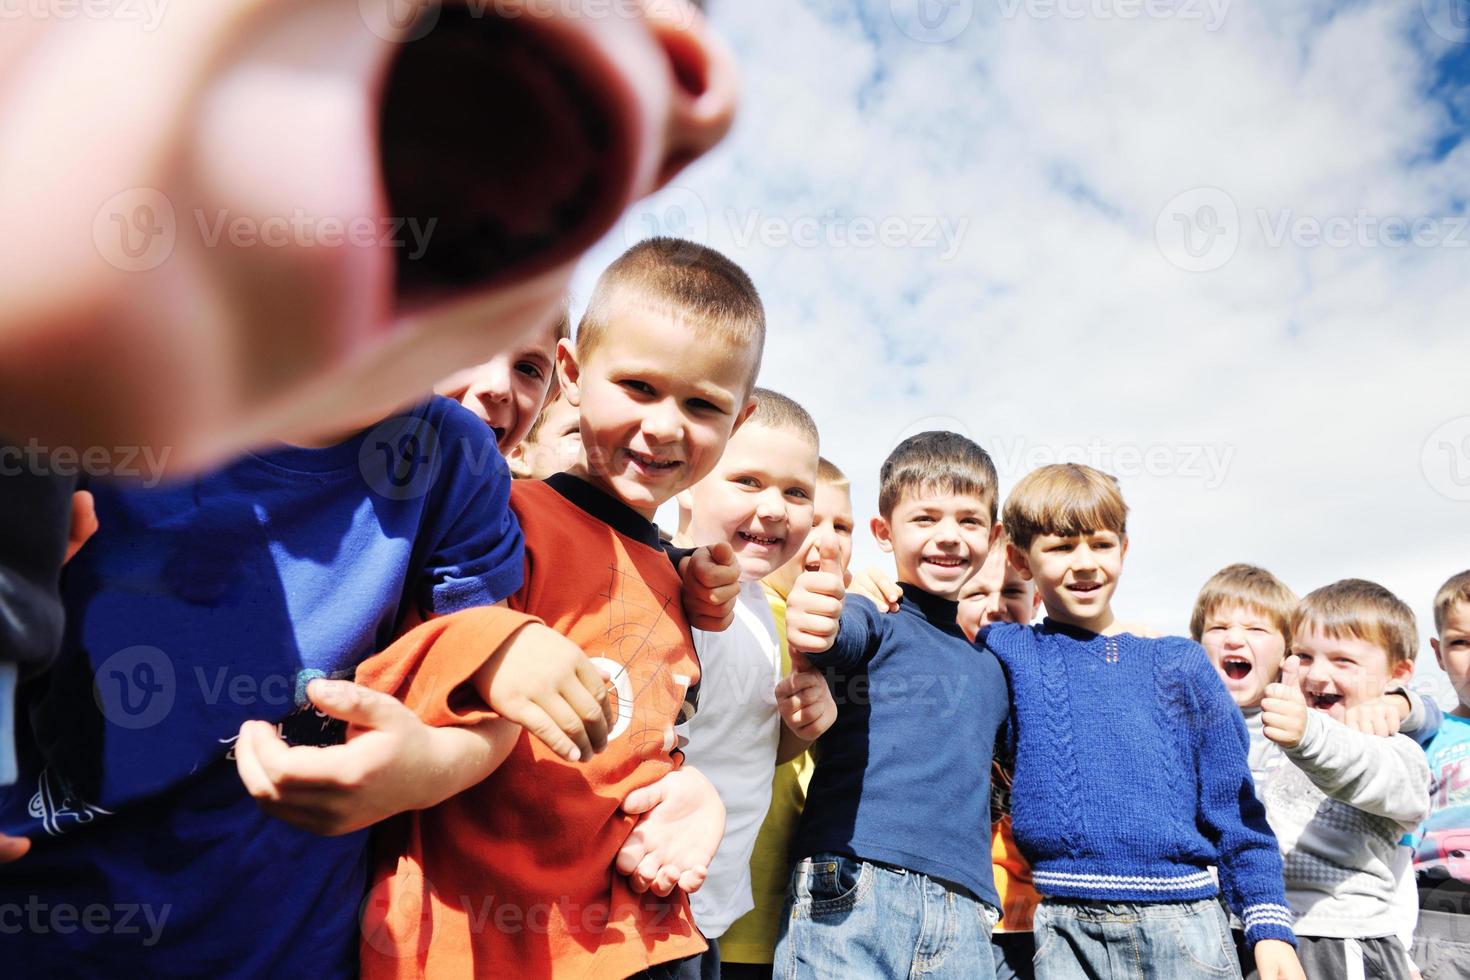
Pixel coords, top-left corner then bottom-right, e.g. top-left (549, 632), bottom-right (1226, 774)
top-left (774, 853), bottom-right (999, 979)
top-left (1032, 897), bottom-right (1239, 980)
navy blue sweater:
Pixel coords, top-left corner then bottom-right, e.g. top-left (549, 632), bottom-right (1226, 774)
top-left (982, 620), bottom-right (1296, 947)
top-left (794, 584), bottom-right (1010, 909)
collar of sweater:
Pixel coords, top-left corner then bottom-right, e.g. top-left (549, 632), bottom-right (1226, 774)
top-left (897, 582), bottom-right (962, 634)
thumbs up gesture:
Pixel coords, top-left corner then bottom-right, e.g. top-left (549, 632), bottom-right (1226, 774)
top-left (680, 540), bottom-right (742, 632)
top-left (786, 536), bottom-right (846, 668)
top-left (1261, 655), bottom-right (1309, 748)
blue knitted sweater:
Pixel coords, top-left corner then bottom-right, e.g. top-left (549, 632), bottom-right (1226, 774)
top-left (981, 620), bottom-right (1296, 947)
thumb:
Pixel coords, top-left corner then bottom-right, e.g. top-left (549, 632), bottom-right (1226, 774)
top-left (621, 777), bottom-right (669, 816)
top-left (1278, 655), bottom-right (1303, 695)
top-left (818, 535), bottom-right (842, 580)
top-left (306, 679), bottom-right (408, 732)
top-left (707, 540), bottom-right (736, 568)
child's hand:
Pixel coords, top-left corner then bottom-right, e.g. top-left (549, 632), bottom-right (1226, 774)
top-left (0, 833), bottom-right (30, 863)
top-left (1342, 695), bottom-right (1404, 738)
top-left (786, 537), bottom-right (846, 668)
top-left (1252, 939), bottom-right (1306, 980)
top-left (1261, 656), bottom-right (1309, 748)
top-left (64, 489), bottom-right (97, 563)
top-left (680, 541), bottom-right (742, 632)
top-left (615, 767), bottom-right (725, 896)
top-left (849, 565), bottom-right (901, 613)
top-left (776, 668), bottom-right (837, 743)
top-left (235, 679), bottom-right (519, 836)
top-left (472, 623), bottom-right (613, 764)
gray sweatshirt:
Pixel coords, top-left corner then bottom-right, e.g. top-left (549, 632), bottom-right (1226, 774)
top-left (1260, 710), bottom-right (1431, 939)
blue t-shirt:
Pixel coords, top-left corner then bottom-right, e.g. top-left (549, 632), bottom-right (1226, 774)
top-left (1409, 712), bottom-right (1470, 907)
top-left (794, 584), bottom-right (1010, 910)
top-left (0, 397), bottom-right (523, 978)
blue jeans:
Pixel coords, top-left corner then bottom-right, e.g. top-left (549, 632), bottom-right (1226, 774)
top-left (774, 853), bottom-right (999, 979)
top-left (1033, 898), bottom-right (1240, 980)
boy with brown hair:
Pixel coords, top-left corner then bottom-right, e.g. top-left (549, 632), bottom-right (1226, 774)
top-left (982, 464), bottom-right (1302, 980)
top-left (1258, 580), bottom-right (1433, 979)
top-left (355, 237), bottom-right (765, 979)
top-left (1409, 569), bottom-right (1470, 980)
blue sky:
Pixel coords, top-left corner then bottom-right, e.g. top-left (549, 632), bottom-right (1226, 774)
top-left (573, 0), bottom-right (1470, 704)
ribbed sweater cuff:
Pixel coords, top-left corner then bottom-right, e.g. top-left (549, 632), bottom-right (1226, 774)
top-left (1240, 904), bottom-right (1297, 947)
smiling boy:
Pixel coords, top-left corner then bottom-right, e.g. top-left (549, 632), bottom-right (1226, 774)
top-left (676, 389), bottom-right (838, 975)
top-left (1257, 580), bottom-right (1433, 980)
top-left (357, 238), bottom-right (765, 980)
top-left (980, 464), bottom-right (1302, 980)
top-left (776, 431), bottom-right (1010, 979)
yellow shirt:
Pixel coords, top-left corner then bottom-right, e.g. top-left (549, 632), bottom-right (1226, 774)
top-left (718, 581), bottom-right (816, 965)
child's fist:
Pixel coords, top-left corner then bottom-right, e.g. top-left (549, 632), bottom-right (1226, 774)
top-left (472, 623), bottom-right (612, 764)
top-left (1342, 695), bottom-right (1404, 738)
top-left (849, 565), bottom-right (901, 613)
top-left (776, 668), bottom-right (837, 743)
top-left (1261, 655), bottom-right (1309, 748)
top-left (1253, 939), bottom-right (1306, 980)
top-left (786, 537), bottom-right (846, 666)
top-left (680, 541), bottom-right (742, 632)
top-left (616, 767), bottom-right (725, 896)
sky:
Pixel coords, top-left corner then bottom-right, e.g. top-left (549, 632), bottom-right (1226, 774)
top-left (571, 0), bottom-right (1470, 705)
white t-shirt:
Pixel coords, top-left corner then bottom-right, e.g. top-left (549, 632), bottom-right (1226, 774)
top-left (682, 580), bottom-right (785, 939)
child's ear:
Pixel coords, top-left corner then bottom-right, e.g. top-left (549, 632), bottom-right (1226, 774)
top-left (1119, 534), bottom-right (1130, 561)
top-left (1390, 657), bottom-right (1415, 685)
top-left (1007, 542), bottom-right (1033, 581)
top-left (506, 443), bottom-right (533, 479)
top-left (871, 515), bottom-right (894, 554)
top-left (1432, 637), bottom-right (1444, 671)
top-left (987, 521), bottom-right (1003, 551)
top-left (555, 338), bottom-right (582, 407)
top-left (730, 393), bottom-right (759, 434)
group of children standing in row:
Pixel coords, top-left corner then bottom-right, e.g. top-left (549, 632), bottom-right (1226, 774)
top-left (3, 236), bottom-right (1466, 980)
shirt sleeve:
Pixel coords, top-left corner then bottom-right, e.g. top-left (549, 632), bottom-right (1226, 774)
top-left (1184, 644), bottom-right (1297, 948)
top-left (354, 604), bottom-right (541, 727)
top-left (1399, 687), bottom-right (1443, 748)
top-left (415, 404), bottom-right (526, 614)
top-left (1283, 712), bottom-right (1432, 828)
top-left (804, 595), bottom-right (883, 672)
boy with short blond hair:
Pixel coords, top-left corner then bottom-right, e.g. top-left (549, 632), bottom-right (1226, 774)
top-left (983, 464), bottom-right (1302, 980)
top-left (1409, 569), bottom-right (1470, 980)
top-left (777, 431), bottom-right (1010, 979)
top-left (720, 457), bottom-right (855, 980)
top-left (357, 237), bottom-right (766, 979)
top-left (676, 389), bottom-right (838, 974)
top-left (1254, 579), bottom-right (1432, 979)
top-left (507, 389), bottom-right (583, 480)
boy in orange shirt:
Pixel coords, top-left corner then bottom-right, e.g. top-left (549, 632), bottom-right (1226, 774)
top-left (357, 238), bottom-right (766, 979)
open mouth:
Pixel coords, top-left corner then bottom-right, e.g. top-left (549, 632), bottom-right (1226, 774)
top-left (923, 556), bottom-right (966, 570)
top-left (1067, 582), bottom-right (1101, 594)
top-left (624, 448), bottom-right (679, 474)
top-left (379, 7), bottom-right (627, 313)
top-left (489, 424), bottom-right (507, 444)
top-left (1309, 692), bottom-right (1344, 710)
top-left (738, 531), bottom-right (782, 548)
top-left (1222, 656), bottom-right (1252, 680)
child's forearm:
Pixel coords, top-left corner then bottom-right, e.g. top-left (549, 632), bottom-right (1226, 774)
top-left (414, 717), bottom-right (522, 809)
top-left (1284, 712), bottom-right (1431, 825)
top-left (776, 722), bottom-right (812, 765)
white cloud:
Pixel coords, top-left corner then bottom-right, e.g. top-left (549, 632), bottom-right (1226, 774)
top-left (573, 0), bottom-right (1470, 704)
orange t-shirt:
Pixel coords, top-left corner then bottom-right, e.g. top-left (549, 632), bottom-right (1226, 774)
top-left (358, 476), bottom-right (706, 979)
top-left (990, 759), bottom-right (1041, 932)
